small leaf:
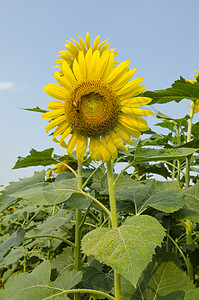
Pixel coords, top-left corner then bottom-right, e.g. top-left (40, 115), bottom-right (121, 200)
top-left (13, 148), bottom-right (57, 169)
top-left (22, 106), bottom-right (47, 113)
top-left (82, 215), bottom-right (165, 287)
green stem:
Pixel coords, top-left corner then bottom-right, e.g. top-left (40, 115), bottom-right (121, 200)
top-left (55, 159), bottom-right (78, 177)
top-left (43, 288), bottom-right (115, 300)
top-left (74, 162), bottom-right (83, 300)
top-left (107, 160), bottom-right (121, 300)
top-left (82, 162), bottom-right (104, 190)
top-left (185, 101), bottom-right (194, 280)
top-left (25, 235), bottom-right (75, 248)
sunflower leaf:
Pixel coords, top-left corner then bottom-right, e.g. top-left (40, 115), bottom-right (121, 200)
top-left (13, 148), bottom-right (57, 169)
top-left (143, 77), bottom-right (199, 105)
top-left (82, 215), bottom-right (165, 287)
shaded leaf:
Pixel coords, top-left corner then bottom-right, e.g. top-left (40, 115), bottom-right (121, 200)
top-left (0, 260), bottom-right (82, 300)
top-left (185, 289), bottom-right (199, 300)
top-left (82, 215), bottom-right (165, 287)
top-left (51, 247), bottom-right (74, 274)
top-left (0, 246), bottom-right (27, 268)
top-left (0, 228), bottom-right (25, 262)
top-left (131, 252), bottom-right (195, 299)
top-left (13, 148), bottom-right (57, 169)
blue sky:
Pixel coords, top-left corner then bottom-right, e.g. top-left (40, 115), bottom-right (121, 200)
top-left (0, 0), bottom-right (199, 187)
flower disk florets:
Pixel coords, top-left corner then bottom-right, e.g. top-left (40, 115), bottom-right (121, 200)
top-left (66, 80), bottom-right (120, 137)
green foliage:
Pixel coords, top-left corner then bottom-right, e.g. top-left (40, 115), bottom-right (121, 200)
top-left (0, 260), bottom-right (82, 300)
top-left (82, 215), bottom-right (165, 287)
top-left (13, 148), bottom-right (57, 169)
top-left (185, 289), bottom-right (199, 300)
top-left (143, 77), bottom-right (199, 105)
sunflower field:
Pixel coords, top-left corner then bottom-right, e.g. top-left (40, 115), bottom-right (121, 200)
top-left (1, 34), bottom-right (199, 300)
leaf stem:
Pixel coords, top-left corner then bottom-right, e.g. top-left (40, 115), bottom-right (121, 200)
top-left (25, 235), bottom-right (75, 248)
top-left (82, 162), bottom-right (104, 190)
top-left (107, 159), bottom-right (121, 300)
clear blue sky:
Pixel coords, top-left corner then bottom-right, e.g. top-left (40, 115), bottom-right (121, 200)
top-left (1, 0), bottom-right (199, 187)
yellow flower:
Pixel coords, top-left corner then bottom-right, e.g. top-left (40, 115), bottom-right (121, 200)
top-left (187, 70), bottom-right (199, 114)
top-left (55, 32), bottom-right (118, 69)
top-left (43, 47), bottom-right (153, 162)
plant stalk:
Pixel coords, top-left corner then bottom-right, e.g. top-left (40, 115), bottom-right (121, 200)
top-left (185, 101), bottom-right (194, 280)
top-left (74, 162), bottom-right (83, 300)
top-left (107, 160), bottom-right (121, 300)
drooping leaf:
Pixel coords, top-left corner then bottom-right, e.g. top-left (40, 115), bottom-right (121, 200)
top-left (131, 252), bottom-right (195, 299)
top-left (134, 147), bottom-right (197, 164)
top-left (64, 193), bottom-right (92, 209)
top-left (0, 260), bottom-right (82, 300)
top-left (143, 77), bottom-right (199, 105)
top-left (0, 228), bottom-right (25, 262)
top-left (13, 148), bottom-right (57, 169)
top-left (82, 215), bottom-right (165, 287)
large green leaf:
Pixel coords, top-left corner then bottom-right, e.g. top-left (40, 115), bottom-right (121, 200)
top-left (0, 171), bottom-right (46, 211)
top-left (174, 181), bottom-right (199, 222)
top-left (82, 215), bottom-right (165, 287)
top-left (13, 148), bottom-right (57, 169)
top-left (0, 228), bottom-right (25, 262)
top-left (131, 252), bottom-right (195, 299)
top-left (0, 260), bottom-right (82, 300)
top-left (133, 147), bottom-right (197, 164)
top-left (143, 77), bottom-right (199, 105)
top-left (115, 179), bottom-right (185, 214)
top-left (185, 289), bottom-right (199, 300)
top-left (0, 246), bottom-right (27, 268)
top-left (51, 247), bottom-right (74, 274)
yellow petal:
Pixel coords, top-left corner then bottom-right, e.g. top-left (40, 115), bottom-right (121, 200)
top-left (89, 138), bottom-right (103, 161)
top-left (105, 60), bottom-right (131, 84)
top-left (65, 40), bottom-right (79, 56)
top-left (119, 85), bottom-right (146, 100)
top-left (120, 114), bottom-right (149, 132)
top-left (121, 97), bottom-right (152, 107)
top-left (92, 35), bottom-right (100, 52)
top-left (45, 115), bottom-right (66, 132)
top-left (42, 109), bottom-right (64, 120)
top-left (73, 58), bottom-right (83, 82)
top-left (47, 101), bottom-right (65, 109)
top-left (44, 84), bottom-right (67, 101)
top-left (101, 52), bottom-right (115, 80)
top-left (109, 131), bottom-right (126, 150)
top-left (112, 68), bottom-right (137, 90)
top-left (78, 51), bottom-right (87, 79)
top-left (76, 34), bottom-right (86, 51)
top-left (54, 72), bottom-right (72, 90)
top-left (60, 126), bottom-right (72, 143)
top-left (121, 107), bottom-right (154, 116)
top-left (101, 135), bottom-right (118, 160)
top-left (85, 32), bottom-right (91, 49)
top-left (115, 126), bottom-right (134, 145)
top-left (53, 122), bottom-right (68, 139)
top-left (62, 61), bottom-right (77, 86)
top-left (67, 134), bottom-right (78, 155)
top-left (116, 78), bottom-right (144, 96)
top-left (101, 142), bottom-right (111, 163)
top-left (76, 136), bottom-right (88, 162)
top-left (118, 123), bottom-right (140, 139)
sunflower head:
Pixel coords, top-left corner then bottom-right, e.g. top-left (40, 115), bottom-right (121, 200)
top-left (55, 32), bottom-right (118, 69)
top-left (43, 38), bottom-right (153, 163)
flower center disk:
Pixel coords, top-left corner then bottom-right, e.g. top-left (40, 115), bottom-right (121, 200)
top-left (66, 80), bottom-right (120, 137)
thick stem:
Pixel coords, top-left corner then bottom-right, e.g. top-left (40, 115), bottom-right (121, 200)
top-left (106, 160), bottom-right (121, 300)
top-left (74, 163), bottom-right (83, 300)
top-left (185, 102), bottom-right (194, 280)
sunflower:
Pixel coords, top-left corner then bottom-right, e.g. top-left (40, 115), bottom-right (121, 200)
top-left (43, 48), bottom-right (153, 162)
top-left (187, 70), bottom-right (199, 114)
top-left (55, 32), bottom-right (118, 69)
